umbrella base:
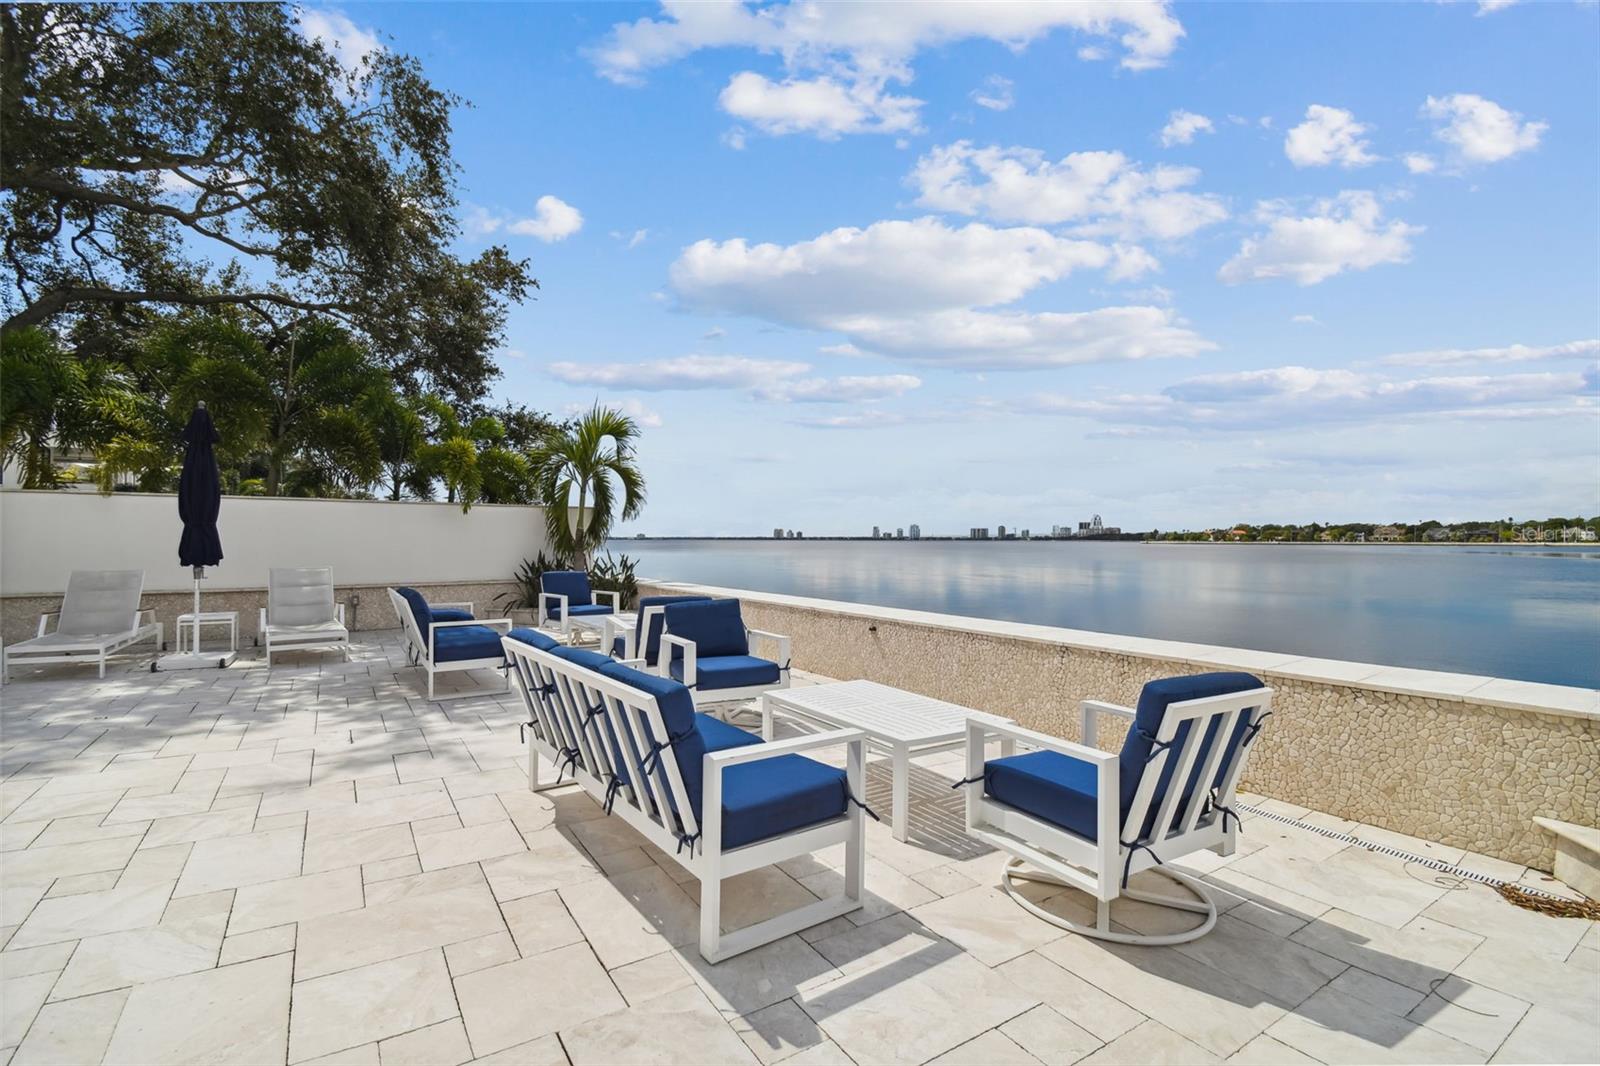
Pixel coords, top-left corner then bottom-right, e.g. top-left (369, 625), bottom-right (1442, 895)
top-left (153, 651), bottom-right (238, 672)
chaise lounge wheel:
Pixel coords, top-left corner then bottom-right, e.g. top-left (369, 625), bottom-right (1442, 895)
top-left (1000, 858), bottom-right (1218, 946)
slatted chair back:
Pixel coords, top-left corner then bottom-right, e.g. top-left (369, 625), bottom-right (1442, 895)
top-left (387, 587), bottom-right (432, 664)
top-left (268, 568), bottom-right (337, 627)
top-left (58, 570), bottom-right (145, 636)
top-left (504, 636), bottom-right (701, 847)
top-left (1119, 685), bottom-right (1272, 853)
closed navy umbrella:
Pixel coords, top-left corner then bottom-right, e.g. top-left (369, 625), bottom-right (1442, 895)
top-left (158, 403), bottom-right (235, 669)
top-left (178, 404), bottom-right (224, 568)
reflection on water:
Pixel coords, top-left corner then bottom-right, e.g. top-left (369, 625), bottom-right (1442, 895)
top-left (609, 540), bottom-right (1600, 689)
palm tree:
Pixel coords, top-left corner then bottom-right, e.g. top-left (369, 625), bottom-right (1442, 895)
top-left (1, 327), bottom-right (141, 488)
top-left (531, 404), bottom-right (646, 565)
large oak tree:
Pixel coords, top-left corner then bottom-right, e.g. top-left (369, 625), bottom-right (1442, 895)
top-left (0, 3), bottom-right (534, 402)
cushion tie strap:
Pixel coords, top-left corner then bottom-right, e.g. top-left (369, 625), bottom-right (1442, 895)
top-left (537, 682), bottom-right (557, 696)
top-left (1240, 711), bottom-right (1273, 748)
top-left (639, 727), bottom-right (693, 776)
top-left (675, 830), bottom-right (701, 856)
top-left (519, 722), bottom-right (526, 744)
top-left (1135, 727), bottom-right (1176, 763)
top-left (1207, 790), bottom-right (1244, 834)
top-left (602, 775), bottom-right (624, 815)
top-left (950, 774), bottom-right (986, 790)
top-left (845, 788), bottom-right (881, 823)
top-left (583, 699), bottom-right (607, 724)
top-left (1119, 838), bottom-right (1164, 888)
top-left (554, 745), bottom-right (581, 781)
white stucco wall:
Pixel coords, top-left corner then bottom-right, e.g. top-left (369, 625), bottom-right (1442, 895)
top-left (0, 490), bottom-right (553, 595)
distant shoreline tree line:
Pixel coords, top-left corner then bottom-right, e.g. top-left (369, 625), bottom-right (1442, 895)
top-left (1147, 518), bottom-right (1600, 543)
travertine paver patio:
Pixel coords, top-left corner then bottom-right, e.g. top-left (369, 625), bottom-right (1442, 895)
top-left (0, 631), bottom-right (1595, 1065)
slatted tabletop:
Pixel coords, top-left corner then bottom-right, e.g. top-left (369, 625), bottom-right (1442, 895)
top-left (765, 679), bottom-right (1007, 744)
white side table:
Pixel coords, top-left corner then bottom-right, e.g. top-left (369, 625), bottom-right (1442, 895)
top-left (175, 611), bottom-right (239, 655)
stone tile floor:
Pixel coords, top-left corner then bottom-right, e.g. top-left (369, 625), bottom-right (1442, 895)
top-left (0, 632), bottom-right (1595, 1065)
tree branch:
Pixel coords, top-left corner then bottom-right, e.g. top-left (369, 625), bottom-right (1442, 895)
top-left (3, 286), bottom-right (353, 335)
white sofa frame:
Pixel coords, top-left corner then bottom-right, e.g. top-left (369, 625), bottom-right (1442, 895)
top-left (503, 635), bottom-right (866, 963)
top-left (258, 568), bottom-right (350, 666)
top-left (659, 625), bottom-right (792, 709)
top-left (387, 588), bottom-right (512, 701)
top-left (537, 584), bottom-right (621, 641)
top-left (2, 571), bottom-right (163, 681)
top-left (963, 686), bottom-right (1273, 946)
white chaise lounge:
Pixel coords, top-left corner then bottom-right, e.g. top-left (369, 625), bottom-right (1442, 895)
top-left (503, 628), bottom-right (867, 963)
top-left (260, 567), bottom-right (349, 666)
top-left (2, 570), bottom-right (163, 680)
top-left (389, 586), bottom-right (512, 700)
top-left (962, 672), bottom-right (1272, 945)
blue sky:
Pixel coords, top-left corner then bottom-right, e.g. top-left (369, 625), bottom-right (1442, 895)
top-left (310, 1), bottom-right (1598, 535)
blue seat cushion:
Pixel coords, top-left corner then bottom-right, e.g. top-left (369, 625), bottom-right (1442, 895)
top-left (541, 571), bottom-right (592, 618)
top-left (1119, 672), bottom-right (1265, 839)
top-left (394, 587), bottom-right (431, 635)
top-left (507, 627), bottom-right (560, 652)
top-left (431, 607), bottom-right (473, 623)
top-left (721, 754), bottom-right (849, 849)
top-left (566, 603), bottom-right (614, 618)
top-left (431, 625), bottom-right (506, 663)
top-left (664, 599), bottom-right (748, 658)
top-left (670, 654), bottom-right (780, 691)
top-left (984, 750), bottom-right (1103, 841)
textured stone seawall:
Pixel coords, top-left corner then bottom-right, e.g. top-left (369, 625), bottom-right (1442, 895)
top-left (642, 580), bottom-right (1599, 871)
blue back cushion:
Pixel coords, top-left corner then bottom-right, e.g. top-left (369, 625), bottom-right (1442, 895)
top-left (394, 587), bottom-right (431, 635)
top-left (507, 627), bottom-right (560, 652)
top-left (597, 661), bottom-right (726, 819)
top-left (664, 599), bottom-right (748, 658)
top-left (541, 571), bottom-right (592, 608)
top-left (551, 645), bottom-right (612, 672)
top-left (636, 595), bottom-right (712, 662)
top-left (1118, 672), bottom-right (1264, 836)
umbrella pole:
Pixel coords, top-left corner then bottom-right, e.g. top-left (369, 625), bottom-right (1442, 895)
top-left (193, 566), bottom-right (203, 653)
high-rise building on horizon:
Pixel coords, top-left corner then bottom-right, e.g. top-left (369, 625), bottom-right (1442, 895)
top-left (970, 527), bottom-right (990, 539)
top-left (773, 528), bottom-right (784, 538)
top-left (872, 525), bottom-right (880, 539)
top-left (909, 524), bottom-right (921, 540)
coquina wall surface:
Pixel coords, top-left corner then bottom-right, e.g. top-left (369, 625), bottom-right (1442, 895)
top-left (642, 580), bottom-right (1599, 871)
top-left (0, 491), bottom-right (551, 646)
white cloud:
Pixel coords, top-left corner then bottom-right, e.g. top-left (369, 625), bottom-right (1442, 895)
top-left (1006, 364), bottom-right (1595, 431)
top-left (1291, 314), bottom-right (1321, 326)
top-left (718, 71), bottom-right (920, 137)
top-left (909, 142), bottom-right (1227, 241)
top-left (1402, 152), bottom-right (1437, 174)
top-left (1219, 191), bottom-right (1421, 286)
top-left (589, 1), bottom-right (1182, 137)
top-left (1381, 338), bottom-right (1600, 367)
top-left (670, 216), bottom-right (1211, 369)
top-left (1284, 105), bottom-right (1377, 168)
top-left (463, 205), bottom-right (503, 236)
top-left (1476, 0), bottom-right (1519, 14)
top-left (703, 327), bottom-right (726, 340)
top-left (819, 342), bottom-right (862, 356)
top-left (971, 75), bottom-right (1015, 112)
top-left (508, 195), bottom-right (584, 242)
top-left (297, 8), bottom-right (381, 71)
top-left (1160, 110), bottom-right (1214, 147)
top-left (566, 398), bottom-right (663, 428)
top-left (1422, 93), bottom-right (1545, 165)
top-left (756, 374), bottom-right (922, 403)
top-left (610, 228), bottom-right (649, 247)
top-left (547, 354), bottom-right (810, 390)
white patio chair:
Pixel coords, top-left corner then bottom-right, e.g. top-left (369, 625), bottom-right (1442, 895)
top-left (658, 598), bottom-right (791, 710)
top-left (2, 570), bottom-right (162, 680)
top-left (259, 567), bottom-right (348, 666)
top-left (503, 629), bottom-right (867, 963)
top-left (962, 672), bottom-right (1273, 945)
top-left (537, 570), bottom-right (619, 641)
top-left (388, 586), bottom-right (512, 700)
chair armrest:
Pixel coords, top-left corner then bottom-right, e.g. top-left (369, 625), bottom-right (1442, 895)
top-left (37, 610), bottom-right (61, 637)
top-left (593, 590), bottom-right (621, 611)
top-left (966, 718), bottom-right (1117, 767)
top-left (745, 628), bottom-right (792, 670)
top-left (600, 615), bottom-right (636, 659)
top-left (1081, 699), bottom-right (1135, 748)
top-left (539, 592), bottom-right (568, 626)
top-left (661, 633), bottom-right (696, 686)
top-left (137, 608), bottom-right (157, 627)
top-left (336, 603), bottom-right (346, 624)
top-left (258, 608), bottom-right (269, 631)
top-left (704, 727), bottom-right (866, 769)
top-left (613, 657), bottom-right (648, 669)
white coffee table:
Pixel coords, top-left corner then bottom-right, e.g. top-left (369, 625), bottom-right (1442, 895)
top-left (761, 680), bottom-right (1014, 842)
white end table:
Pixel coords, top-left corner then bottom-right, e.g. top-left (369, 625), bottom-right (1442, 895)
top-left (175, 610), bottom-right (239, 655)
top-left (761, 680), bottom-right (1015, 842)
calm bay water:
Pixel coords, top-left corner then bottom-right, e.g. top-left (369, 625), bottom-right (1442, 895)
top-left (609, 539), bottom-right (1600, 689)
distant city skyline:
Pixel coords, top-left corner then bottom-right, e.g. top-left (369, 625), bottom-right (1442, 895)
top-left (342, 2), bottom-right (1598, 534)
